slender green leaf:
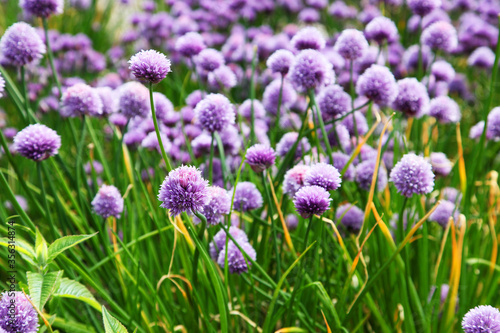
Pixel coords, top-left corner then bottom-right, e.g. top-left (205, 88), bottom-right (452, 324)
top-left (47, 233), bottom-right (98, 263)
top-left (53, 277), bottom-right (101, 311)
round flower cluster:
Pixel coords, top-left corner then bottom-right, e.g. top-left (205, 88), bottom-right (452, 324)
top-left (13, 124), bottom-right (61, 161)
top-left (91, 185), bottom-right (124, 219)
top-left (129, 49), bottom-right (172, 84)
top-left (390, 153), bottom-right (435, 198)
top-left (0, 22), bottom-right (46, 66)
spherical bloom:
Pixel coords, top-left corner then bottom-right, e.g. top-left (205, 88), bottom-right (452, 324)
top-left (487, 107), bottom-right (500, 138)
top-left (117, 82), bottom-right (150, 118)
top-left (327, 124), bottom-right (351, 151)
top-left (462, 305), bottom-right (500, 333)
top-left (428, 96), bottom-right (461, 123)
top-left (355, 159), bottom-right (388, 191)
top-left (0, 22), bottom-right (46, 66)
top-left (217, 240), bottom-right (257, 274)
top-left (468, 46), bottom-right (496, 69)
top-left (276, 132), bottom-right (311, 159)
top-left (207, 65), bottom-right (237, 90)
top-left (293, 185), bottom-right (331, 218)
top-left (0, 73), bottom-right (4, 98)
top-left (429, 152), bottom-right (452, 176)
top-left (0, 291), bottom-right (39, 333)
top-left (238, 99), bottom-right (265, 120)
top-left (356, 64), bottom-right (398, 106)
top-left (60, 83), bottom-right (103, 117)
top-left (20, 0), bottom-right (63, 17)
top-left (195, 48), bottom-right (225, 71)
top-left (403, 44), bottom-right (433, 73)
top-left (153, 92), bottom-right (174, 122)
top-left (129, 49), bottom-right (171, 84)
top-left (317, 85), bottom-right (352, 120)
top-left (304, 162), bottom-right (342, 191)
top-left (210, 226), bottom-right (248, 260)
top-left (201, 186), bottom-right (231, 226)
top-left (267, 49), bottom-right (295, 75)
top-left (431, 61), bottom-right (455, 83)
top-left (141, 131), bottom-right (171, 153)
top-left (262, 79), bottom-right (297, 115)
top-left (289, 49), bottom-right (334, 92)
top-left (336, 203), bottom-right (364, 232)
top-left (95, 87), bottom-right (118, 115)
top-left (231, 182), bottom-right (263, 212)
top-left (421, 21), bottom-right (458, 52)
top-left (194, 93), bottom-right (235, 133)
top-left (283, 165), bottom-right (311, 197)
top-left (158, 165), bottom-right (210, 217)
top-left (246, 144), bottom-right (276, 172)
top-left (331, 152), bottom-right (355, 180)
top-left (390, 153), bottom-right (435, 197)
top-left (13, 124), bottom-right (61, 161)
top-left (341, 111), bottom-right (369, 136)
top-left (291, 27), bottom-right (326, 51)
top-left (430, 200), bottom-right (459, 227)
top-left (186, 90), bottom-right (204, 108)
top-left (91, 185), bottom-right (124, 219)
top-left (364, 16), bottom-right (399, 44)
top-left (334, 29), bottom-right (369, 60)
top-left (286, 214), bottom-right (299, 230)
top-left (175, 32), bottom-right (206, 57)
top-left (408, 0), bottom-right (442, 16)
top-left (392, 78), bottom-right (429, 118)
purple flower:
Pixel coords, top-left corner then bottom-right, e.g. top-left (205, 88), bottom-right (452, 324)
top-left (290, 26), bottom-right (326, 51)
top-left (331, 152), bottom-right (355, 181)
top-left (355, 159), bottom-right (388, 191)
top-left (293, 185), bottom-right (331, 218)
top-left (201, 186), bottom-right (231, 226)
top-left (421, 21), bottom-right (458, 52)
top-left (95, 87), bottom-right (118, 115)
top-left (390, 153), bottom-right (435, 197)
top-left (91, 185), bottom-right (124, 219)
top-left (317, 85), bottom-right (352, 120)
top-left (0, 22), bottom-right (46, 66)
top-left (217, 240), bottom-right (257, 274)
top-left (186, 90), bottom-right (204, 108)
top-left (141, 131), bottom-right (171, 153)
top-left (408, 0), bottom-right (442, 16)
top-left (60, 83), bottom-right (103, 117)
top-left (117, 82), bottom-right (150, 118)
top-left (158, 165), bottom-right (210, 217)
top-left (431, 60), bottom-right (455, 83)
top-left (267, 49), bottom-right (295, 75)
top-left (462, 305), bottom-right (500, 333)
top-left (207, 65), bottom-right (237, 90)
top-left (13, 124), bottom-right (61, 161)
top-left (0, 291), bottom-right (39, 333)
top-left (276, 132), bottom-right (311, 159)
top-left (195, 48), bottom-right (225, 71)
top-left (194, 93), bottom-right (235, 133)
top-left (238, 99), bottom-right (266, 120)
top-left (283, 165), bottom-right (311, 197)
top-left (429, 152), bottom-right (452, 176)
top-left (153, 92), bottom-right (174, 122)
top-left (326, 124), bottom-right (351, 151)
top-left (129, 49), bottom-right (171, 84)
top-left (428, 96), bottom-right (461, 123)
top-left (468, 46), bottom-right (496, 69)
top-left (392, 78), bottom-right (429, 118)
top-left (175, 32), bottom-right (206, 57)
top-left (298, 7), bottom-right (320, 23)
top-left (0, 73), bottom-right (4, 98)
top-left (341, 111), bottom-right (369, 136)
top-left (364, 16), bottom-right (399, 44)
top-left (487, 107), bottom-right (500, 138)
top-left (84, 161), bottom-right (103, 175)
top-left (289, 49), bottom-right (334, 92)
top-left (336, 203), bottom-right (364, 232)
top-left (231, 182), bottom-right (263, 212)
top-left (356, 64), bottom-right (398, 106)
top-left (246, 144), bottom-right (276, 172)
top-left (403, 45), bottom-right (433, 73)
top-left (262, 79), bottom-right (297, 115)
top-left (286, 214), bottom-right (299, 230)
top-left (429, 200), bottom-right (458, 228)
top-left (334, 29), bottom-right (369, 60)
top-left (20, 0), bottom-right (63, 17)
top-left (210, 226), bottom-right (248, 260)
top-left (304, 162), bottom-right (342, 191)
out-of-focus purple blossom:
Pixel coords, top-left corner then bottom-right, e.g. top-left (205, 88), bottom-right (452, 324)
top-left (276, 132), bottom-right (311, 159)
top-left (0, 22), bottom-right (46, 66)
top-left (331, 151), bottom-right (355, 180)
top-left (429, 200), bottom-right (459, 227)
top-left (421, 21), bottom-right (458, 53)
top-left (239, 99), bottom-right (266, 120)
top-left (84, 161), bottom-right (103, 175)
top-left (462, 305), bottom-right (500, 333)
top-left (217, 239), bottom-right (256, 274)
top-left (468, 46), bottom-right (496, 69)
top-left (20, 0), bottom-right (63, 17)
top-left (487, 107), bottom-right (500, 138)
top-left (91, 185), bottom-right (124, 219)
top-left (231, 181), bottom-right (263, 212)
top-left (263, 79), bottom-right (297, 115)
top-left (201, 186), bottom-right (231, 226)
top-left (408, 0), bottom-right (442, 16)
top-left (317, 85), bottom-right (352, 120)
top-left (364, 16), bottom-right (399, 44)
top-left (429, 152), bottom-right (452, 176)
top-left (431, 60), bottom-right (455, 83)
top-left (390, 153), bottom-right (435, 197)
top-left (195, 48), bottom-right (225, 71)
top-left (428, 96), bottom-right (461, 123)
top-left (70, 0), bottom-right (91, 9)
top-left (208, 65), bottom-right (237, 90)
top-left (245, 144), bottom-right (276, 172)
top-left (141, 131), bottom-right (171, 154)
top-left (283, 164), bottom-right (310, 197)
top-left (3, 127), bottom-right (18, 140)
top-left (129, 49), bottom-right (171, 84)
top-left (325, 123), bottom-right (350, 151)
top-left (392, 78), bottom-right (429, 118)
top-left (341, 111), bottom-right (369, 136)
top-left (298, 7), bottom-right (320, 23)
top-left (109, 113), bottom-right (128, 128)
top-left (176, 32), bottom-right (206, 58)
top-left (294, 185), bottom-right (331, 218)
top-left (4, 195), bottom-right (29, 212)
top-left (210, 226), bottom-right (249, 260)
top-left (328, 1), bottom-right (358, 19)
top-left (334, 29), bottom-right (368, 60)
top-left (356, 64), bottom-right (398, 106)
top-left (97, 73), bottom-right (122, 89)
top-left (60, 83), bottom-right (103, 117)
top-left (358, 5), bottom-right (381, 24)
top-left (95, 87), bottom-right (118, 116)
top-left (286, 214), bottom-right (299, 230)
top-left (336, 203), bottom-right (364, 232)
top-left (403, 45), bottom-right (433, 73)
top-left (355, 159), bottom-right (388, 191)
top-left (117, 82), bottom-right (150, 118)
top-left (153, 92), bottom-right (174, 122)
top-left (0, 73), bottom-right (4, 98)
top-left (291, 27), bottom-right (326, 51)
top-left (186, 90), bottom-right (204, 108)
top-left (267, 49), bottom-right (295, 75)
top-left (194, 93), bottom-right (235, 133)
top-left (289, 49), bottom-right (334, 92)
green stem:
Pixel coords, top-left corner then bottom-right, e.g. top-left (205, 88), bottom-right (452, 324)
top-left (209, 132), bottom-right (215, 184)
top-left (192, 211), bottom-right (208, 287)
top-left (0, 170), bottom-right (36, 230)
top-left (148, 82), bottom-right (172, 172)
top-left (42, 17), bottom-right (62, 96)
top-left (37, 162), bottom-right (59, 240)
top-left (309, 90), bottom-right (334, 163)
top-left (20, 66), bottom-right (36, 123)
top-left (262, 171), bottom-right (282, 280)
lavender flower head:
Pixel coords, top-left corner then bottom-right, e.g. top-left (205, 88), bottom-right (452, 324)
top-left (117, 82), bottom-right (150, 118)
top-left (0, 22), bottom-right (46, 66)
top-left (200, 186), bottom-right (231, 226)
top-left (390, 153), bottom-right (435, 197)
top-left (356, 64), bottom-right (398, 106)
top-left (430, 152), bottom-right (452, 176)
top-left (408, 0), bottom-right (442, 16)
top-left (421, 21), bottom-right (458, 52)
top-left (194, 93), bottom-right (235, 133)
top-left (267, 49), bottom-right (295, 75)
top-left (283, 165), bottom-right (311, 197)
top-left (430, 200), bottom-right (459, 228)
top-left (217, 240), bottom-right (257, 274)
top-left (334, 29), bottom-right (369, 60)
top-left (462, 305), bottom-right (500, 333)
top-left (392, 78), bottom-right (429, 118)
top-left (276, 132), bottom-right (311, 159)
top-left (331, 152), bottom-right (355, 180)
top-left (428, 96), bottom-right (461, 123)
top-left (0, 291), bottom-right (39, 333)
top-left (0, 74), bottom-right (4, 98)
top-left (129, 49), bottom-right (171, 84)
top-left (468, 47), bottom-right (496, 69)
top-left (207, 65), bottom-right (237, 90)
top-left (195, 48), bottom-right (225, 71)
top-left (294, 185), bottom-right (331, 218)
top-left (263, 79), bottom-right (297, 115)
top-left (231, 182), bottom-right (263, 212)
top-left (336, 203), bottom-right (364, 232)
top-left (175, 32), bottom-right (206, 57)
top-left (364, 16), bottom-right (399, 44)
top-left (95, 87), bottom-right (118, 115)
top-left (239, 99), bottom-right (266, 120)
top-left (289, 49), bottom-right (334, 92)
top-left (158, 165), bottom-right (210, 217)
top-left (304, 162), bottom-right (342, 191)
top-left (91, 185), bottom-right (124, 219)
top-left (355, 159), bottom-right (388, 191)
top-left (246, 144), bottom-right (276, 172)
top-left (487, 107), bottom-right (500, 138)
top-left (431, 61), bottom-right (455, 83)
top-left (60, 83), bottom-right (103, 117)
top-left (291, 26), bottom-right (326, 51)
top-left (20, 0), bottom-right (63, 17)
top-left (317, 85), bottom-right (352, 120)
top-left (13, 124), bottom-right (61, 161)
top-left (210, 226), bottom-right (248, 260)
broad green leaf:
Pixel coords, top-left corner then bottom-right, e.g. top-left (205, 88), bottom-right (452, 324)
top-left (102, 306), bottom-right (128, 333)
top-left (49, 315), bottom-right (97, 333)
top-left (0, 237), bottom-right (36, 265)
top-left (53, 277), bottom-right (100, 311)
top-left (47, 233), bottom-right (97, 263)
top-left (35, 228), bottom-right (48, 266)
top-left (27, 270), bottom-right (63, 310)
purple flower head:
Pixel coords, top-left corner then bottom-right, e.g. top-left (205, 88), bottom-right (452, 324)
top-left (95, 86), bottom-right (118, 116)
top-left (186, 90), bottom-right (204, 108)
top-left (331, 152), bottom-right (355, 180)
top-left (356, 64), bottom-right (398, 106)
top-left (263, 79), bottom-right (297, 115)
top-left (201, 186), bottom-right (231, 226)
top-left (210, 226), bottom-right (248, 259)
top-left (175, 32), bottom-right (206, 57)
top-left (341, 111), bottom-right (369, 136)
top-left (487, 107), bottom-right (500, 138)
top-left (153, 92), bottom-right (174, 122)
top-left (462, 305), bottom-right (500, 333)
top-left (286, 214), bottom-right (300, 230)
top-left (364, 16), bottom-right (399, 44)
top-left (0, 74), bottom-right (4, 98)
top-left (20, 0), bottom-right (63, 17)
top-left (195, 48), bottom-right (225, 71)
top-left (0, 291), bottom-right (39, 333)
top-left (355, 159), bottom-right (388, 191)
top-left (329, 1), bottom-right (358, 19)
top-left (84, 161), bottom-right (103, 175)
top-left (194, 93), bottom-right (235, 133)
top-left (4, 195), bottom-right (29, 212)
top-left (217, 240), bottom-right (257, 274)
top-left (246, 144), bottom-right (276, 172)
top-left (442, 187), bottom-right (462, 204)
top-left (13, 124), bottom-right (61, 161)
top-left (429, 152), bottom-right (452, 176)
top-left (109, 113), bottom-right (128, 127)
top-left (431, 61), bottom-right (455, 83)
top-left (129, 49), bottom-right (171, 84)
top-left (298, 7), bottom-right (320, 23)
top-left (158, 165), bottom-right (210, 217)
top-left (429, 200), bottom-right (459, 227)
top-left (428, 96), bottom-right (461, 123)
top-left (293, 185), bottom-right (331, 218)
top-left (141, 131), bottom-right (171, 153)
top-left (291, 27), bottom-right (326, 51)
top-left (421, 21), bottom-right (458, 52)
top-left (468, 46), bottom-right (496, 68)
top-left (239, 99), bottom-right (266, 120)
top-left (390, 153), bottom-right (435, 197)
top-left (91, 185), bottom-right (124, 219)
top-left (392, 78), bottom-right (429, 118)
top-left (317, 85), bottom-right (352, 120)
top-left (0, 22), bottom-right (46, 66)
top-left (304, 162), bottom-right (342, 191)
top-left (403, 45), bottom-right (433, 73)
top-left (231, 182), bottom-right (263, 212)
top-left (326, 124), bottom-right (351, 151)
top-left (289, 49), bottom-right (334, 92)
top-left (60, 83), bottom-right (103, 117)
top-left (336, 203), bottom-right (364, 232)
top-left (267, 49), bottom-right (295, 75)
top-left (334, 29), bottom-right (369, 60)
top-left (207, 65), bottom-right (237, 90)
top-left (117, 82), bottom-right (150, 118)
top-left (276, 132), bottom-right (311, 159)
top-left (283, 165), bottom-right (311, 197)
top-left (408, 0), bottom-right (442, 16)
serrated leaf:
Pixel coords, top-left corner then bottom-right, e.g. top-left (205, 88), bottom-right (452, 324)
top-left (102, 306), bottom-right (128, 333)
top-left (52, 277), bottom-right (100, 311)
top-left (27, 270), bottom-right (63, 311)
top-left (47, 233), bottom-right (97, 263)
top-left (0, 238), bottom-right (36, 265)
